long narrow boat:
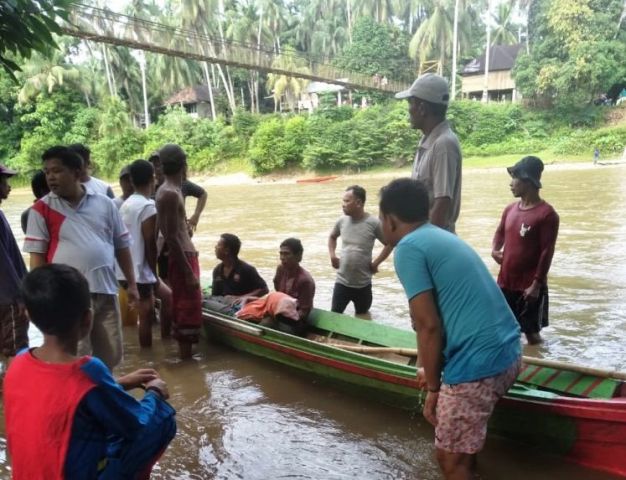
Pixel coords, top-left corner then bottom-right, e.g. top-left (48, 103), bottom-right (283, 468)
top-left (202, 306), bottom-right (626, 478)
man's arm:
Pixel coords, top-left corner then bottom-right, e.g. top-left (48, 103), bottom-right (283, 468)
top-left (409, 290), bottom-right (443, 426)
top-left (430, 197), bottom-right (452, 229)
top-left (141, 213), bottom-right (158, 278)
top-left (188, 192), bottom-right (207, 230)
top-left (30, 253), bottom-right (47, 269)
top-left (491, 208), bottom-right (508, 265)
top-left (525, 211), bottom-right (560, 300)
top-left (328, 222), bottom-right (341, 269)
top-left (371, 244), bottom-right (393, 273)
top-left (115, 247), bottom-right (139, 304)
top-left (157, 190), bottom-right (197, 288)
top-left (296, 278), bottom-right (315, 321)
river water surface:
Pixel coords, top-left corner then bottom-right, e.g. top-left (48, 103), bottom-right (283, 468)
top-left (1, 163), bottom-right (624, 479)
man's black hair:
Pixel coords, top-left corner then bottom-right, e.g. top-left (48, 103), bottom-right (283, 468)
top-left (221, 233), bottom-right (241, 257)
top-left (31, 170), bottom-right (49, 199)
top-left (67, 143), bottom-right (91, 166)
top-left (159, 144), bottom-right (186, 175)
top-left (346, 185), bottom-right (366, 204)
top-left (129, 159), bottom-right (154, 187)
top-left (379, 178), bottom-right (430, 223)
top-left (21, 264), bottom-right (91, 336)
top-left (42, 146), bottom-right (84, 171)
top-left (280, 237), bottom-right (303, 257)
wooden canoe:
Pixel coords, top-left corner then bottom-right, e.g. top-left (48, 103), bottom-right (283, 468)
top-left (296, 175), bottom-right (338, 184)
top-left (202, 307), bottom-right (626, 478)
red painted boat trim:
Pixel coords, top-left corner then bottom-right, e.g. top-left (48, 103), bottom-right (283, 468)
top-left (520, 365), bottom-right (543, 382)
top-left (217, 324), bottom-right (420, 389)
top-left (540, 369), bottom-right (562, 387)
top-left (564, 374), bottom-right (585, 393)
top-left (580, 377), bottom-right (604, 397)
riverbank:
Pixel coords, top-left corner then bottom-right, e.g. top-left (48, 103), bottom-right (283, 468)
top-left (186, 150), bottom-right (623, 186)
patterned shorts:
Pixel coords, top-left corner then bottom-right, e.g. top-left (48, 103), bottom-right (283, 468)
top-left (435, 359), bottom-right (521, 454)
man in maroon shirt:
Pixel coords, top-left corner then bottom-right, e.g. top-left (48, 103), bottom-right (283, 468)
top-left (273, 238), bottom-right (316, 324)
top-left (492, 156), bottom-right (559, 344)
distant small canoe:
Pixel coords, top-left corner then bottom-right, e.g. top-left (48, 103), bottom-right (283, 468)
top-left (296, 175), bottom-right (338, 184)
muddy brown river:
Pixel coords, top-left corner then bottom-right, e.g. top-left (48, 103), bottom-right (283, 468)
top-left (1, 163), bottom-right (624, 479)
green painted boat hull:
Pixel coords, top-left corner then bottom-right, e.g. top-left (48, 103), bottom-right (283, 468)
top-left (202, 307), bottom-right (626, 478)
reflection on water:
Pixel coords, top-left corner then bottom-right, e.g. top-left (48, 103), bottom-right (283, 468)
top-left (1, 164), bottom-right (624, 479)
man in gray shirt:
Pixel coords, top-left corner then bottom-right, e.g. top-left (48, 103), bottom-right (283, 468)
top-left (396, 74), bottom-right (462, 233)
top-left (328, 185), bottom-right (392, 314)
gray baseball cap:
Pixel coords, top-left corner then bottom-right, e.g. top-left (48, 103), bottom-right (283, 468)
top-left (395, 73), bottom-right (450, 105)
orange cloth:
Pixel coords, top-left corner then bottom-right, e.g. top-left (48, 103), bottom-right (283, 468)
top-left (236, 292), bottom-right (299, 322)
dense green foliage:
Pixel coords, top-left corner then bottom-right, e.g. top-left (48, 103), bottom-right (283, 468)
top-left (5, 81), bottom-right (624, 178)
top-left (2, 0), bottom-right (625, 178)
top-left (0, 0), bottom-right (71, 80)
top-left (513, 0), bottom-right (626, 107)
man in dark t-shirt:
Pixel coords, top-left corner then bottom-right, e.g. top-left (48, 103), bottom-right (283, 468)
top-left (492, 156), bottom-right (559, 345)
top-left (211, 233), bottom-right (268, 298)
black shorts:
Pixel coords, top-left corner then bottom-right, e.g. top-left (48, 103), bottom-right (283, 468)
top-left (502, 287), bottom-right (549, 334)
top-left (119, 281), bottom-right (155, 299)
top-left (331, 283), bottom-right (372, 314)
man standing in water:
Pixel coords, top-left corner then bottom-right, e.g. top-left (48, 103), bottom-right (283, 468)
top-left (155, 144), bottom-right (202, 359)
top-left (396, 74), bottom-right (462, 233)
top-left (68, 144), bottom-right (115, 199)
top-left (328, 185), bottom-right (392, 315)
top-left (0, 164), bottom-right (29, 361)
top-left (492, 156), bottom-right (559, 345)
top-left (379, 178), bottom-right (520, 480)
top-left (25, 146), bottom-right (138, 370)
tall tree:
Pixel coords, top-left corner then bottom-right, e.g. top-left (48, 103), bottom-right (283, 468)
top-left (0, 0), bottom-right (71, 81)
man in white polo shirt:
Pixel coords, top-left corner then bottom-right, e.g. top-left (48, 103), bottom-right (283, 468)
top-left (24, 146), bottom-right (139, 369)
top-left (68, 143), bottom-right (115, 199)
top-left (396, 74), bottom-right (462, 233)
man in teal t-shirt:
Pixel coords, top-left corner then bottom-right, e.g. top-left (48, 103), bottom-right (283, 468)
top-left (379, 178), bottom-right (521, 480)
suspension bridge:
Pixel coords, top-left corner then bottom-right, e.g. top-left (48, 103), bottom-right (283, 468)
top-left (61, 3), bottom-right (412, 94)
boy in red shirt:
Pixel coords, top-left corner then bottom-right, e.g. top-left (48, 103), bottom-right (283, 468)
top-left (3, 264), bottom-right (176, 479)
top-left (492, 156), bottom-right (560, 344)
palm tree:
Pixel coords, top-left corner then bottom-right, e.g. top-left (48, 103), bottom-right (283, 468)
top-left (99, 96), bottom-right (132, 136)
top-left (266, 47), bottom-right (310, 111)
top-left (17, 50), bottom-right (81, 104)
top-left (394, 0), bottom-right (425, 34)
top-left (491, 2), bottom-right (519, 45)
top-left (356, 0), bottom-right (395, 24)
top-left (408, 0), bottom-right (455, 75)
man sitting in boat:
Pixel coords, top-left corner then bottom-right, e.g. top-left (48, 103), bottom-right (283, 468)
top-left (204, 233), bottom-right (269, 314)
top-left (273, 238), bottom-right (316, 322)
top-left (379, 178), bottom-right (521, 480)
top-left (3, 264), bottom-right (176, 480)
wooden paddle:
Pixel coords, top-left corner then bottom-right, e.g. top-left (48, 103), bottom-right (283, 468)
top-left (326, 343), bottom-right (626, 381)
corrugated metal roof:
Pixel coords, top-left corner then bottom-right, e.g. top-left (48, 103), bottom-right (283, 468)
top-left (462, 44), bottom-right (523, 75)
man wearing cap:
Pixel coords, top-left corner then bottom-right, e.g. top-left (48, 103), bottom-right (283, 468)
top-left (396, 74), bottom-right (462, 233)
top-left (0, 164), bottom-right (29, 361)
top-left (492, 156), bottom-right (559, 344)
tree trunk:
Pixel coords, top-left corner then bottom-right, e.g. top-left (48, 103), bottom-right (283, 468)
top-left (102, 45), bottom-right (115, 97)
top-left (202, 62), bottom-right (216, 120)
top-left (482, 4), bottom-right (492, 103)
top-left (451, 0), bottom-right (460, 101)
top-left (347, 0), bottom-right (353, 43)
top-left (139, 55), bottom-right (150, 127)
